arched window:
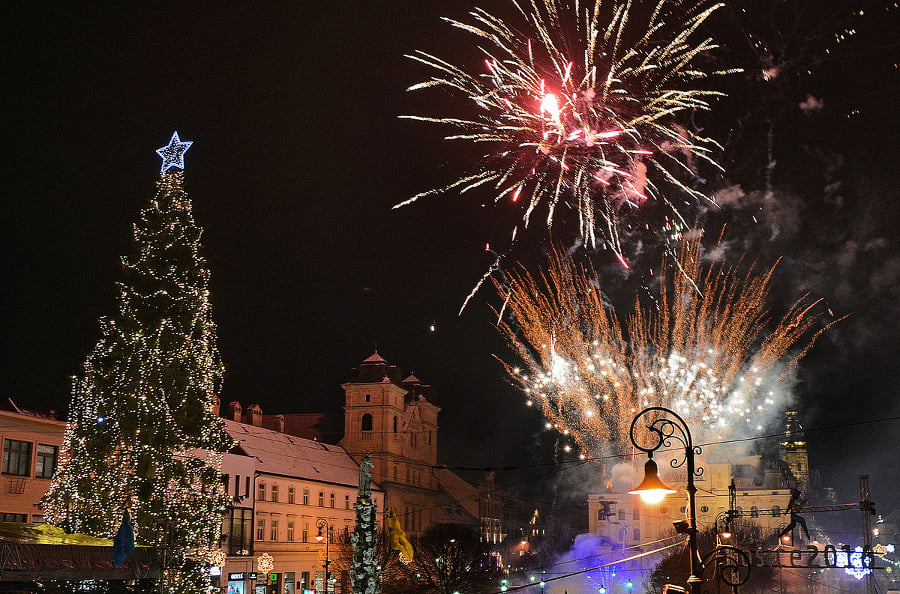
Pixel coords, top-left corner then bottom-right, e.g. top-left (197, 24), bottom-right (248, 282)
top-left (361, 414), bottom-right (373, 432)
top-left (632, 509), bottom-right (640, 520)
top-left (750, 506), bottom-right (759, 518)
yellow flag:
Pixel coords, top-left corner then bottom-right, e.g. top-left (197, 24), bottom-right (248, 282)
top-left (386, 509), bottom-right (414, 563)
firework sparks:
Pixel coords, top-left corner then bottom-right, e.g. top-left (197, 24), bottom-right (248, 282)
top-left (494, 242), bottom-right (841, 455)
top-left (398, 0), bottom-right (738, 261)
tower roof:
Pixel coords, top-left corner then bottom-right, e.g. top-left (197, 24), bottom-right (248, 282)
top-left (362, 351), bottom-right (388, 364)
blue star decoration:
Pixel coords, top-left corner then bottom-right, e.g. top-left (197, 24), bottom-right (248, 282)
top-left (155, 131), bottom-right (193, 174)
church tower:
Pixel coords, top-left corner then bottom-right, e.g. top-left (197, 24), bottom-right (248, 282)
top-left (339, 352), bottom-right (441, 534)
top-left (780, 410), bottom-right (809, 493)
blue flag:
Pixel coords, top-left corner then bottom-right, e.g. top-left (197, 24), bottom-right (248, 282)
top-left (113, 509), bottom-right (135, 568)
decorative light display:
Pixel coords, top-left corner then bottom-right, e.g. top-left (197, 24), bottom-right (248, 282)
top-left (156, 131), bottom-right (193, 174)
top-left (398, 0), bottom-right (739, 264)
top-left (257, 553), bottom-right (274, 575)
top-left (42, 167), bottom-right (232, 594)
top-left (495, 241), bottom-right (838, 453)
top-left (838, 546), bottom-right (873, 580)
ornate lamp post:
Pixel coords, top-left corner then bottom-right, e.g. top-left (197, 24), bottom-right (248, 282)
top-left (316, 518), bottom-right (332, 591)
top-left (628, 406), bottom-right (703, 594)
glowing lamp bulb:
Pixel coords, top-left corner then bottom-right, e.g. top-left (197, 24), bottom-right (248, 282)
top-left (638, 489), bottom-right (668, 504)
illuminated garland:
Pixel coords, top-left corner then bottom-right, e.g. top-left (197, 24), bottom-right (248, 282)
top-left (42, 166), bottom-right (232, 593)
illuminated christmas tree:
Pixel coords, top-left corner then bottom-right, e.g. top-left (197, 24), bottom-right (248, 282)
top-left (42, 133), bottom-right (232, 593)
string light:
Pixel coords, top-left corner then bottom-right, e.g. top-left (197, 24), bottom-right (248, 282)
top-left (42, 165), bottom-right (231, 593)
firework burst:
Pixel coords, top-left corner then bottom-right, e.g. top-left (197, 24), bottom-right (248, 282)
top-left (399, 0), bottom-right (738, 261)
top-left (494, 241), bottom-right (840, 455)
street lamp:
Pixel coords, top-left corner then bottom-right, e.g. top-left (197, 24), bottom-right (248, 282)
top-left (628, 407), bottom-right (703, 594)
top-left (316, 518), bottom-right (331, 592)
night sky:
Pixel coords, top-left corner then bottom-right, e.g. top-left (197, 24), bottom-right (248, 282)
top-left (6, 0), bottom-right (899, 520)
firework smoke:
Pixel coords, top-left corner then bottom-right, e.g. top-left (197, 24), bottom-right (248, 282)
top-left (494, 241), bottom-right (840, 455)
top-left (398, 0), bottom-right (738, 263)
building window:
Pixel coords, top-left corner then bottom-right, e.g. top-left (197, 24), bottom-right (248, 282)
top-left (2, 440), bottom-right (32, 476)
top-left (750, 506), bottom-right (759, 518)
top-left (31, 514), bottom-right (44, 523)
top-left (303, 489), bottom-right (309, 505)
top-left (633, 528), bottom-right (640, 541)
top-left (256, 519), bottom-right (265, 541)
top-left (35, 444), bottom-right (58, 479)
top-left (287, 521), bottom-right (295, 542)
top-left (257, 482), bottom-right (266, 502)
top-left (330, 493), bottom-right (335, 508)
top-left (700, 505), bottom-right (710, 513)
top-left (632, 509), bottom-right (640, 520)
top-left (365, 394), bottom-right (371, 402)
top-left (660, 507), bottom-right (669, 514)
top-left (270, 520), bottom-right (278, 541)
top-left (345, 494), bottom-right (350, 509)
top-left (223, 508), bottom-right (254, 555)
top-left (234, 475), bottom-right (241, 496)
top-left (271, 484), bottom-right (278, 502)
top-left (318, 492), bottom-right (324, 507)
top-left (0, 513), bottom-right (27, 522)
top-left (772, 505), bottom-right (781, 517)
top-left (288, 486), bottom-right (295, 504)
top-left (394, 466), bottom-right (398, 480)
top-left (245, 476), bottom-right (250, 497)
top-left (301, 572), bottom-right (310, 590)
top-left (302, 522), bottom-right (309, 543)
top-left (797, 463), bottom-right (803, 471)
top-left (619, 509), bottom-right (626, 520)
top-left (361, 414), bottom-right (373, 432)
top-left (393, 416), bottom-right (398, 432)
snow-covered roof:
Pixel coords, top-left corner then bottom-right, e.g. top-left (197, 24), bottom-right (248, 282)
top-left (432, 468), bottom-right (481, 526)
top-left (224, 420), bottom-right (378, 491)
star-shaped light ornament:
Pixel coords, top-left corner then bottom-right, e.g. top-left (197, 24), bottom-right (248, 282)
top-left (156, 131), bottom-right (193, 174)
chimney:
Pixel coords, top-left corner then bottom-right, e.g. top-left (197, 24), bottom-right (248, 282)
top-left (246, 404), bottom-right (263, 427)
top-left (227, 401), bottom-right (242, 422)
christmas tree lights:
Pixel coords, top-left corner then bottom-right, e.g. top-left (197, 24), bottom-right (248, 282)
top-left (42, 145), bottom-right (232, 593)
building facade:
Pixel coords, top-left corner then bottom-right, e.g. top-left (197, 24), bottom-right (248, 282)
top-left (0, 399), bottom-right (65, 523)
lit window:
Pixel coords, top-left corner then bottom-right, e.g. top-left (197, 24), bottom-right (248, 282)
top-left (3, 440), bottom-right (32, 476)
top-left (35, 444), bottom-right (58, 479)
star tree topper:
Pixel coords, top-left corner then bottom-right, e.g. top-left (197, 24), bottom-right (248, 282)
top-left (156, 131), bottom-right (193, 174)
